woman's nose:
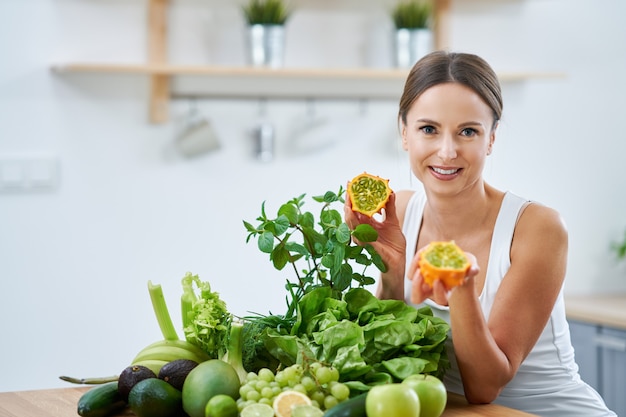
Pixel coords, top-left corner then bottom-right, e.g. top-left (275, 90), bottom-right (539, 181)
top-left (437, 134), bottom-right (457, 160)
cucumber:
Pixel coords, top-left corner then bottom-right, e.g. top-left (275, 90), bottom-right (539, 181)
top-left (323, 392), bottom-right (368, 417)
top-left (77, 381), bottom-right (127, 417)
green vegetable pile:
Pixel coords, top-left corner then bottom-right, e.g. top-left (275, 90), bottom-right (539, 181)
top-left (264, 286), bottom-right (449, 389)
top-left (242, 186), bottom-right (450, 389)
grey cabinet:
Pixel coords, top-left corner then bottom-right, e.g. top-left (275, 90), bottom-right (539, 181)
top-left (569, 320), bottom-right (626, 416)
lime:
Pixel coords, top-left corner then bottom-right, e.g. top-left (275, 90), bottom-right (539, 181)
top-left (291, 405), bottom-right (323, 417)
top-left (182, 360), bottom-right (241, 417)
top-left (240, 403), bottom-right (275, 417)
top-left (205, 394), bottom-right (238, 417)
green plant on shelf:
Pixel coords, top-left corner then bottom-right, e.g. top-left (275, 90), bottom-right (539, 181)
top-left (612, 229), bottom-right (626, 261)
top-left (243, 0), bottom-right (290, 25)
top-left (392, 0), bottom-right (433, 29)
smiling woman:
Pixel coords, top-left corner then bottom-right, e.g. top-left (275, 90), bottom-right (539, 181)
top-left (344, 50), bottom-right (617, 417)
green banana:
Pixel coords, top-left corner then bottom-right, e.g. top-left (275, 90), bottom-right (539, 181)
top-left (130, 339), bottom-right (210, 375)
top-left (132, 345), bottom-right (204, 364)
top-left (135, 339), bottom-right (209, 360)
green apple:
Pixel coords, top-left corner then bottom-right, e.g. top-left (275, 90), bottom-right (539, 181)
top-left (366, 383), bottom-right (420, 417)
top-left (402, 374), bottom-right (447, 417)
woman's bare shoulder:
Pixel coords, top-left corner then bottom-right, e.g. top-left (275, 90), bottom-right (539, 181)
top-left (512, 201), bottom-right (568, 267)
top-left (517, 201), bottom-right (567, 238)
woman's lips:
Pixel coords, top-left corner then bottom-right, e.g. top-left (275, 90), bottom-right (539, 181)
top-left (430, 166), bottom-right (461, 179)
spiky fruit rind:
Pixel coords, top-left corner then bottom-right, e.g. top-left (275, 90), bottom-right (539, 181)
top-left (418, 240), bottom-right (471, 289)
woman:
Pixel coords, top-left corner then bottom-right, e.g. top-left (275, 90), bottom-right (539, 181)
top-left (345, 51), bottom-right (615, 416)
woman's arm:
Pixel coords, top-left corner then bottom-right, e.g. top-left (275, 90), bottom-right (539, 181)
top-left (451, 204), bottom-right (568, 403)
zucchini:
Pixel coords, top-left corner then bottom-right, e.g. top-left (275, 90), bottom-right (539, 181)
top-left (77, 381), bottom-right (127, 417)
top-left (323, 392), bottom-right (368, 417)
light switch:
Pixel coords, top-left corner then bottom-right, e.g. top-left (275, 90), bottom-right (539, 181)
top-left (26, 158), bottom-right (58, 188)
top-left (0, 155), bottom-right (60, 192)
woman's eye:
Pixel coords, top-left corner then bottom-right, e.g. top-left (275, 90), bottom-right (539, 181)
top-left (460, 128), bottom-right (477, 137)
top-left (420, 125), bottom-right (436, 134)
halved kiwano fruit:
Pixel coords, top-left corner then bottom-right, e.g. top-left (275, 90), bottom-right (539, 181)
top-left (418, 240), bottom-right (471, 289)
top-left (347, 172), bottom-right (392, 217)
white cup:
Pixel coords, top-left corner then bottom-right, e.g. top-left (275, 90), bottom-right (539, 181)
top-left (176, 118), bottom-right (221, 157)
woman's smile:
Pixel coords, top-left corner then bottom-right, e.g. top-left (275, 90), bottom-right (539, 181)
top-left (430, 166), bottom-right (462, 179)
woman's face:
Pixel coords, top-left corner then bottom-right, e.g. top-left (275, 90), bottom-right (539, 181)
top-left (401, 82), bottom-right (496, 197)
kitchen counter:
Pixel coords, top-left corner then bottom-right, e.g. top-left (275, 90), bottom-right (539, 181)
top-left (0, 386), bottom-right (537, 417)
top-left (565, 294), bottom-right (626, 329)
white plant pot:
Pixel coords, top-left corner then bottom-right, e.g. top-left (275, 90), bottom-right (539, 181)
top-left (394, 28), bottom-right (433, 69)
top-left (248, 24), bottom-right (286, 68)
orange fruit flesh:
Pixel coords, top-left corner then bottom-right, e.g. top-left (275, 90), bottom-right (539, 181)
top-left (348, 172), bottom-right (392, 217)
top-left (418, 241), bottom-right (470, 289)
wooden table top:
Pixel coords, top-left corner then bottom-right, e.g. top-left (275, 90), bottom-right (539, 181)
top-left (0, 386), bottom-right (536, 417)
top-left (565, 293), bottom-right (626, 330)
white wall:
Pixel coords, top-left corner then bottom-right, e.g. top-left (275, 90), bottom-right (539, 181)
top-left (1, 0), bottom-right (625, 393)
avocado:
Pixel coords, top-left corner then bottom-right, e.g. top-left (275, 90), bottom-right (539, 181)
top-left (158, 359), bottom-right (198, 391)
top-left (118, 365), bottom-right (157, 402)
top-left (128, 378), bottom-right (183, 417)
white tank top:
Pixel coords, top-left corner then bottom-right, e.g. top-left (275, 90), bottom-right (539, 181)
top-left (402, 190), bottom-right (615, 416)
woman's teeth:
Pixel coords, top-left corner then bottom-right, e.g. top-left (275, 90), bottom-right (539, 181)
top-left (432, 167), bottom-right (459, 175)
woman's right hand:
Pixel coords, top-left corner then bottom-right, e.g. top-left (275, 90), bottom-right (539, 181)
top-left (344, 190), bottom-right (407, 298)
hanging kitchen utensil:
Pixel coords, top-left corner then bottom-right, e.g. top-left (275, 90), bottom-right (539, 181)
top-left (176, 100), bottom-right (221, 158)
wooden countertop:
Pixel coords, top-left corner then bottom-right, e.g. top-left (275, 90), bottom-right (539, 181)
top-left (0, 386), bottom-right (537, 417)
top-left (565, 294), bottom-right (626, 329)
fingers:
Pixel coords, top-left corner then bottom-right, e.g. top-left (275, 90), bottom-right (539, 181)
top-left (384, 192), bottom-right (398, 222)
top-left (410, 274), bottom-right (434, 304)
top-left (431, 279), bottom-right (451, 305)
top-left (465, 252), bottom-right (480, 278)
top-left (407, 245), bottom-right (427, 281)
top-left (343, 191), bottom-right (359, 230)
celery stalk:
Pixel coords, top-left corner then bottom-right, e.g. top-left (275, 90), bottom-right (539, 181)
top-left (180, 274), bottom-right (198, 332)
top-left (148, 280), bottom-right (179, 340)
top-left (222, 320), bottom-right (248, 383)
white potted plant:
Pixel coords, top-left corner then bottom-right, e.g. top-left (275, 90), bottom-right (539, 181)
top-left (242, 0), bottom-right (291, 68)
top-left (391, 0), bottom-right (433, 68)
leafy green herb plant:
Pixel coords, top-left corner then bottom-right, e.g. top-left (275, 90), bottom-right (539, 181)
top-left (243, 187), bottom-right (386, 318)
top-left (242, 186), bottom-right (451, 382)
top-left (392, 0), bottom-right (433, 29)
top-left (243, 0), bottom-right (290, 25)
top-left (612, 229), bottom-right (626, 261)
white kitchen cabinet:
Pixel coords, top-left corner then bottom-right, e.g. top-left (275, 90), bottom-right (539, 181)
top-left (568, 320), bottom-right (626, 416)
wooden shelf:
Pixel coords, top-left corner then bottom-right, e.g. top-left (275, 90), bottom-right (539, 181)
top-left (51, 63), bottom-right (566, 100)
top-left (51, 0), bottom-right (564, 123)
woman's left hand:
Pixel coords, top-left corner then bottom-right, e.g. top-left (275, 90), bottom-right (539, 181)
top-left (407, 248), bottom-right (480, 305)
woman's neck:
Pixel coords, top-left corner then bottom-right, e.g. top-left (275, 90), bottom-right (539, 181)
top-left (422, 183), bottom-right (502, 240)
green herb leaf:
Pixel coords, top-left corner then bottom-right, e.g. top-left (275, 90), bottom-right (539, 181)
top-left (352, 224), bottom-right (378, 242)
top-left (258, 231), bottom-right (275, 253)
